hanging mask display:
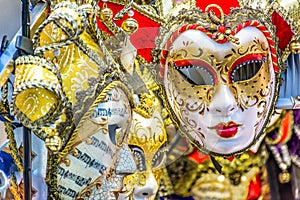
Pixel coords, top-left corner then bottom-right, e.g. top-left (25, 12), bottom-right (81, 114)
top-left (1, 0), bottom-right (300, 199)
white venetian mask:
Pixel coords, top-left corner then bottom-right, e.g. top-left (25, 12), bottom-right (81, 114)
top-left (162, 23), bottom-right (278, 155)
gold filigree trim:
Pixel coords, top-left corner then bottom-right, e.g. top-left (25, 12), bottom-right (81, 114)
top-left (133, 92), bottom-right (157, 118)
top-left (168, 149), bottom-right (267, 196)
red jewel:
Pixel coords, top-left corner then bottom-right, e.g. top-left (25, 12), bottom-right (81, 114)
top-left (218, 25), bottom-right (226, 33)
top-left (226, 156), bottom-right (235, 162)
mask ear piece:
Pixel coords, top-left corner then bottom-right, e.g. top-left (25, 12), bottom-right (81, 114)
top-left (276, 53), bottom-right (300, 109)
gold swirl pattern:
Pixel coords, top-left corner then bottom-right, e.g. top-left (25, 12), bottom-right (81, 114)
top-left (36, 18), bottom-right (104, 106)
top-left (128, 111), bottom-right (167, 153)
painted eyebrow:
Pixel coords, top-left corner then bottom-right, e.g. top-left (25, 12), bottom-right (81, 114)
top-left (231, 53), bottom-right (265, 68)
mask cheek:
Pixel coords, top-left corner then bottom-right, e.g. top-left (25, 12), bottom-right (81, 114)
top-left (169, 68), bottom-right (216, 115)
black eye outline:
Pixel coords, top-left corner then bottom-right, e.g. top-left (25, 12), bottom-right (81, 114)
top-left (172, 59), bottom-right (216, 86)
top-left (230, 54), bottom-right (266, 83)
top-left (152, 143), bottom-right (168, 169)
top-left (129, 146), bottom-right (146, 171)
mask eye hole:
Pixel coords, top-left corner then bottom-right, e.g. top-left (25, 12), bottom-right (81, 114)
top-left (152, 143), bottom-right (167, 169)
top-left (230, 54), bottom-right (266, 83)
top-left (129, 146), bottom-right (146, 171)
top-left (173, 59), bottom-right (216, 86)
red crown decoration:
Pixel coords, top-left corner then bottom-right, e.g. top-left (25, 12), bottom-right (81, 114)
top-left (97, 1), bottom-right (161, 63)
top-left (96, 0), bottom-right (299, 66)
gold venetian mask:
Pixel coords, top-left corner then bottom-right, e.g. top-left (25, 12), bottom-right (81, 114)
top-left (118, 94), bottom-right (167, 200)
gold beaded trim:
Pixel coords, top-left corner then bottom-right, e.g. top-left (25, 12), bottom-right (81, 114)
top-left (0, 89), bottom-right (23, 172)
top-left (33, 1), bottom-right (90, 54)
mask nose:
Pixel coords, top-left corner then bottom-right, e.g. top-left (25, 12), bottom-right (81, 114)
top-left (209, 84), bottom-right (238, 116)
top-left (134, 173), bottom-right (158, 199)
top-left (115, 144), bottom-right (137, 175)
top-left (135, 189), bottom-right (155, 199)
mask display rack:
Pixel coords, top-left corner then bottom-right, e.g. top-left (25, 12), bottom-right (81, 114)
top-left (0, 1), bottom-right (299, 199)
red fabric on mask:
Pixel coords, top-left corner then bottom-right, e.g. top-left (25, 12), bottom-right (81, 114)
top-left (97, 2), bottom-right (160, 63)
top-left (272, 12), bottom-right (294, 51)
